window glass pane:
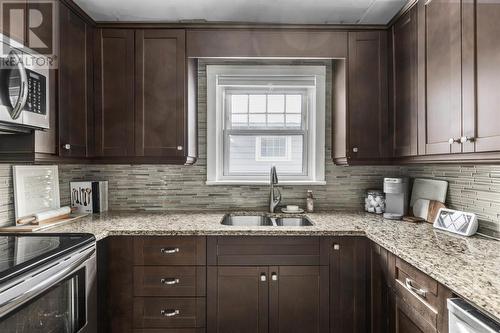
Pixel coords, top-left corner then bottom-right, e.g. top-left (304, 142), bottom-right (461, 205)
top-left (286, 114), bottom-right (302, 128)
top-left (249, 114), bottom-right (266, 127)
top-left (286, 95), bottom-right (302, 113)
top-left (227, 135), bottom-right (303, 174)
top-left (231, 114), bottom-right (248, 127)
top-left (268, 95), bottom-right (285, 113)
top-left (231, 95), bottom-right (248, 114)
top-left (267, 114), bottom-right (285, 127)
top-left (249, 95), bottom-right (266, 113)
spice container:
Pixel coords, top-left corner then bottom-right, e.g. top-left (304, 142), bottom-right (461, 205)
top-left (365, 190), bottom-right (385, 214)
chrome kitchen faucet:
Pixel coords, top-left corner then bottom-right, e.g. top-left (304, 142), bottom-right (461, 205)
top-left (269, 166), bottom-right (282, 213)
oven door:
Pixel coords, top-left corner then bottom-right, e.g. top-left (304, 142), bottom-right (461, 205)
top-left (0, 245), bottom-right (96, 333)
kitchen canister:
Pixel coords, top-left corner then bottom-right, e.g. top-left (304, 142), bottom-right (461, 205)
top-left (365, 190), bottom-right (385, 214)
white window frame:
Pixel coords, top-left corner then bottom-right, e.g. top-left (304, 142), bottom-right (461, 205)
top-left (206, 65), bottom-right (326, 185)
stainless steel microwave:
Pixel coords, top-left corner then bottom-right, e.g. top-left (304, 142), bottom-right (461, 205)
top-left (0, 33), bottom-right (50, 131)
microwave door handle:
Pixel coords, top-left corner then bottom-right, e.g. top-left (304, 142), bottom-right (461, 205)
top-left (9, 50), bottom-right (28, 120)
top-left (0, 247), bottom-right (95, 318)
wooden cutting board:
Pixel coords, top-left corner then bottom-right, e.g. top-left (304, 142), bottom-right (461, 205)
top-left (413, 199), bottom-right (446, 223)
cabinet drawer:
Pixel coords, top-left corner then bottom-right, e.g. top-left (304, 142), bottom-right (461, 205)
top-left (208, 236), bottom-right (321, 265)
top-left (134, 266), bottom-right (206, 297)
top-left (392, 293), bottom-right (437, 333)
top-left (133, 297), bottom-right (206, 328)
top-left (393, 257), bottom-right (452, 332)
top-left (134, 237), bottom-right (206, 266)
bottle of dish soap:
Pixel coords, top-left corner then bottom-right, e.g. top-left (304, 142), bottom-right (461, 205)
top-left (306, 190), bottom-right (314, 213)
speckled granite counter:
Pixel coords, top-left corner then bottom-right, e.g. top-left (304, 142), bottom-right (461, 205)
top-left (44, 211), bottom-right (500, 321)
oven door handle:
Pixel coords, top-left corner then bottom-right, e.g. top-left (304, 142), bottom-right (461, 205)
top-left (8, 50), bottom-right (29, 120)
top-left (0, 247), bottom-right (95, 317)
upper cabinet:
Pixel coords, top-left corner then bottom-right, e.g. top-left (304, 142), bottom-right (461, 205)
top-left (333, 31), bottom-right (389, 165)
top-left (465, 1), bottom-right (500, 153)
top-left (135, 30), bottom-right (186, 159)
top-left (94, 28), bottom-right (190, 163)
top-left (58, 3), bottom-right (93, 158)
top-left (94, 29), bottom-right (135, 158)
top-left (418, 0), bottom-right (463, 156)
top-left (391, 7), bottom-right (418, 158)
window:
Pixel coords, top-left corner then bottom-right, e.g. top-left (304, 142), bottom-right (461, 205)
top-left (207, 65), bottom-right (326, 185)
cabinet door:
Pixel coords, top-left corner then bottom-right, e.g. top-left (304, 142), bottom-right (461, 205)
top-left (135, 29), bottom-right (186, 159)
top-left (269, 266), bottom-right (328, 333)
top-left (348, 31), bottom-right (389, 161)
top-left (94, 29), bottom-right (135, 157)
top-left (470, 2), bottom-right (500, 152)
top-left (58, 3), bottom-right (91, 158)
top-left (390, 292), bottom-right (436, 333)
top-left (371, 243), bottom-right (392, 333)
top-left (392, 8), bottom-right (418, 157)
top-left (418, 0), bottom-right (462, 155)
top-left (329, 237), bottom-right (369, 333)
top-left (207, 266), bottom-right (268, 333)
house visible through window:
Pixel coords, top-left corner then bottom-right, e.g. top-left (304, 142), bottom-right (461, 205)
top-left (207, 65), bottom-right (326, 185)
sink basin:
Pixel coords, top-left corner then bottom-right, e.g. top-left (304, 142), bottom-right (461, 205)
top-left (274, 217), bottom-right (313, 226)
top-left (221, 215), bottom-right (272, 226)
top-left (221, 215), bottom-right (313, 227)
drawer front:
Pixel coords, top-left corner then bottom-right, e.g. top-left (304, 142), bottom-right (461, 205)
top-left (393, 293), bottom-right (437, 333)
top-left (134, 237), bottom-right (206, 266)
top-left (134, 329), bottom-right (205, 333)
top-left (209, 236), bottom-right (321, 265)
top-left (394, 277), bottom-right (438, 329)
top-left (133, 297), bottom-right (206, 328)
top-left (134, 266), bottom-right (206, 297)
top-left (395, 257), bottom-right (438, 300)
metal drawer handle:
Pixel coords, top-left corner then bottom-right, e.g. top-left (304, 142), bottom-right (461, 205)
top-left (405, 278), bottom-right (427, 297)
top-left (160, 247), bottom-right (180, 254)
top-left (160, 309), bottom-right (180, 317)
top-left (161, 278), bottom-right (180, 285)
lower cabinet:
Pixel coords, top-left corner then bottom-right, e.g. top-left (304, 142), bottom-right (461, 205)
top-left (101, 235), bottom-right (455, 333)
top-left (206, 236), bottom-right (329, 333)
top-left (207, 266), bottom-right (329, 333)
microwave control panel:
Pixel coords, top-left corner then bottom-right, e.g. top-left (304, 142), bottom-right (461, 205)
top-left (24, 69), bottom-right (47, 115)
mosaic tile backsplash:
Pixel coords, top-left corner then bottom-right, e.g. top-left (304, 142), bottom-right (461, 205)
top-left (1, 59), bottom-right (499, 237)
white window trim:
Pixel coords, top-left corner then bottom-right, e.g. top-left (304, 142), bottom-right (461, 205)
top-left (206, 65), bottom-right (326, 185)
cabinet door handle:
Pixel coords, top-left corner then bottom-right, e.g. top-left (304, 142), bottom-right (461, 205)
top-left (271, 273), bottom-right (278, 281)
top-left (161, 278), bottom-right (180, 285)
top-left (160, 309), bottom-right (180, 317)
top-left (405, 278), bottom-right (427, 297)
top-left (63, 144), bottom-right (71, 150)
top-left (160, 247), bottom-right (180, 254)
top-left (448, 138), bottom-right (460, 144)
top-left (460, 136), bottom-right (475, 144)
top-left (352, 147), bottom-right (359, 153)
top-left (260, 273), bottom-right (267, 282)
top-left (333, 244), bottom-right (340, 250)
top-left (177, 146), bottom-right (183, 151)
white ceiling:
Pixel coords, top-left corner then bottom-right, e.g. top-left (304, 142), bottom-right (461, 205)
top-left (73, 0), bottom-right (407, 25)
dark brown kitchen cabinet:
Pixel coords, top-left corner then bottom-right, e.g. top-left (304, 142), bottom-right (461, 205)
top-left (390, 291), bottom-right (437, 333)
top-left (327, 236), bottom-right (369, 333)
top-left (207, 266), bottom-right (328, 333)
top-left (417, 0), bottom-right (462, 155)
top-left (206, 237), bottom-right (328, 333)
top-left (333, 31), bottom-right (389, 165)
top-left (58, 3), bottom-right (93, 158)
top-left (94, 28), bottom-right (188, 162)
top-left (207, 266), bottom-right (269, 333)
top-left (463, 1), bottom-right (500, 153)
top-left (391, 7), bottom-right (418, 158)
top-left (135, 29), bottom-right (186, 159)
top-left (94, 29), bottom-right (135, 157)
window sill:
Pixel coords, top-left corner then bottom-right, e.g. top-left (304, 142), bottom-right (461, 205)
top-left (205, 180), bottom-right (327, 186)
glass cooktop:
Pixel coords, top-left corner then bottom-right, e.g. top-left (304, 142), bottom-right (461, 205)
top-left (0, 233), bottom-right (95, 285)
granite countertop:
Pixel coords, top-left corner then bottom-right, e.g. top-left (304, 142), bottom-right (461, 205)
top-left (45, 210), bottom-right (500, 321)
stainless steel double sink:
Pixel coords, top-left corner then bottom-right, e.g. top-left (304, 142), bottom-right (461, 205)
top-left (221, 214), bottom-right (313, 227)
